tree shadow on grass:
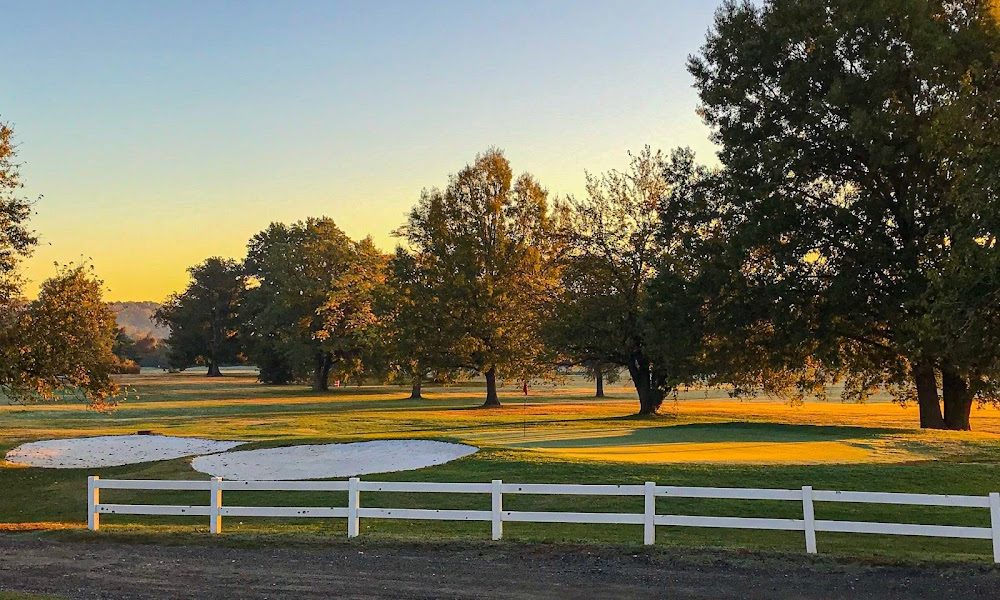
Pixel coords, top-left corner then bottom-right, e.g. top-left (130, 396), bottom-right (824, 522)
top-left (511, 422), bottom-right (908, 449)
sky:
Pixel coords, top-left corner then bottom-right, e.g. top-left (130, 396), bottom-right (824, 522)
top-left (2, 0), bottom-right (721, 301)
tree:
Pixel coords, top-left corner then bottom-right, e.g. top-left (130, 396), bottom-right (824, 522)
top-left (0, 121), bottom-right (36, 307)
top-left (241, 218), bottom-right (386, 391)
top-left (379, 248), bottom-right (462, 399)
top-left (1, 266), bottom-right (122, 408)
top-left (111, 328), bottom-right (141, 373)
top-left (113, 329), bottom-right (170, 369)
top-left (688, 0), bottom-right (1000, 429)
top-left (0, 121), bottom-right (121, 408)
top-left (546, 253), bottom-right (631, 399)
top-left (583, 360), bottom-right (622, 398)
top-left (554, 148), bottom-right (704, 415)
top-left (397, 149), bottom-right (562, 407)
top-left (135, 335), bottom-right (171, 368)
top-left (155, 257), bottom-right (246, 376)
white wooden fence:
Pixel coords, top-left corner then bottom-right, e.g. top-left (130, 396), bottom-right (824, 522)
top-left (87, 476), bottom-right (1000, 562)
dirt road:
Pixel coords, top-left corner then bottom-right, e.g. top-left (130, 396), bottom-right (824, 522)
top-left (1, 535), bottom-right (998, 599)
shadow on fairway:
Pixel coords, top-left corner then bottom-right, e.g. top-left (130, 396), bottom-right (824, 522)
top-left (511, 422), bottom-right (906, 448)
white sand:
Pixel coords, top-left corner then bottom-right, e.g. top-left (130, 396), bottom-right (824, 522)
top-left (4, 435), bottom-right (245, 469)
top-left (191, 440), bottom-right (478, 480)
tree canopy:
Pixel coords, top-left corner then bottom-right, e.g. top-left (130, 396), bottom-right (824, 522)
top-left (397, 149), bottom-right (563, 406)
top-left (1, 265), bottom-right (122, 408)
top-left (688, 0), bottom-right (1000, 429)
top-left (155, 257), bottom-right (246, 376)
top-left (0, 121), bottom-right (36, 306)
top-left (553, 147), bottom-right (709, 414)
top-left (241, 218), bottom-right (387, 390)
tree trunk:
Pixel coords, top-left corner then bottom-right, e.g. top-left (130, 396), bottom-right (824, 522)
top-left (312, 352), bottom-right (331, 392)
top-left (627, 360), bottom-right (648, 414)
top-left (627, 356), bottom-right (662, 415)
top-left (942, 366), bottom-right (972, 431)
top-left (206, 362), bottom-right (222, 377)
top-left (595, 369), bottom-right (605, 398)
top-left (483, 366), bottom-right (501, 407)
top-left (409, 375), bottom-right (422, 399)
top-left (638, 387), bottom-right (664, 415)
top-left (912, 360), bottom-right (944, 429)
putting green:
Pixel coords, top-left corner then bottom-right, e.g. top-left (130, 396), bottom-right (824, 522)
top-left (530, 440), bottom-right (907, 464)
top-left (508, 422), bottom-right (920, 464)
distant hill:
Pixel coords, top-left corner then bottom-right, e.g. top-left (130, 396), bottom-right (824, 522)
top-left (109, 301), bottom-right (169, 341)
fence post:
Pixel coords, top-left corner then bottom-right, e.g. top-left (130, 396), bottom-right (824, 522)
top-left (643, 482), bottom-right (656, 546)
top-left (802, 486), bottom-right (817, 554)
top-left (348, 477), bottom-right (360, 538)
top-left (990, 493), bottom-right (1000, 564)
top-left (209, 477), bottom-right (223, 534)
top-left (491, 479), bottom-right (503, 541)
top-left (87, 476), bottom-right (100, 531)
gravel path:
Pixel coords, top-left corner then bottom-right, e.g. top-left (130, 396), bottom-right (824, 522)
top-left (1, 535), bottom-right (999, 599)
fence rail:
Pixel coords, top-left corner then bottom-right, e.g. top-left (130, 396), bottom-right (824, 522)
top-left (86, 476), bottom-right (1000, 562)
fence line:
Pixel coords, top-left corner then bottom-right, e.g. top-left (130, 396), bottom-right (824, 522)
top-left (86, 476), bottom-right (1000, 562)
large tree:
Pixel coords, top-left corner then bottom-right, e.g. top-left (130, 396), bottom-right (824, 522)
top-left (397, 149), bottom-right (562, 407)
top-left (554, 147), bottom-right (705, 415)
top-left (241, 218), bottom-right (386, 391)
top-left (689, 0), bottom-right (1000, 429)
top-left (3, 266), bottom-right (123, 407)
top-left (155, 257), bottom-right (246, 376)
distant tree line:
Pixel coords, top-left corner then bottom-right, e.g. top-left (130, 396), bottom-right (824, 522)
top-left (112, 329), bottom-right (170, 371)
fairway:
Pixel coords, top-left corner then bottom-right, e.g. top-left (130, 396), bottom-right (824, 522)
top-left (4, 370), bottom-right (1000, 562)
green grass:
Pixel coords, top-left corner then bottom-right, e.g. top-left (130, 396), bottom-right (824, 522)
top-left (509, 422), bottom-right (906, 447)
top-left (4, 370), bottom-right (1000, 564)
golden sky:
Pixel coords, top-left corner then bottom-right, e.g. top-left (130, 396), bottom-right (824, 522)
top-left (7, 1), bottom-right (719, 301)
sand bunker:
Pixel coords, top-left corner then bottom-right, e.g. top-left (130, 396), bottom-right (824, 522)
top-left (191, 440), bottom-right (478, 480)
top-left (4, 435), bottom-right (245, 469)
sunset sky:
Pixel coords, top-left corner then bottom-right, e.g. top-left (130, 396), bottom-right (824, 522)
top-left (3, 0), bottom-right (719, 301)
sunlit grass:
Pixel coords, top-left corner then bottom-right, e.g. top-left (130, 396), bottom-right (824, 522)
top-left (531, 440), bottom-right (894, 464)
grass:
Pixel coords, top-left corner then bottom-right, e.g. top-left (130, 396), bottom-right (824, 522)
top-left (4, 370), bottom-right (1000, 563)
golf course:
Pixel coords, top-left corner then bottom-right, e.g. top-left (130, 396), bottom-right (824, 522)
top-left (4, 369), bottom-right (1000, 564)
